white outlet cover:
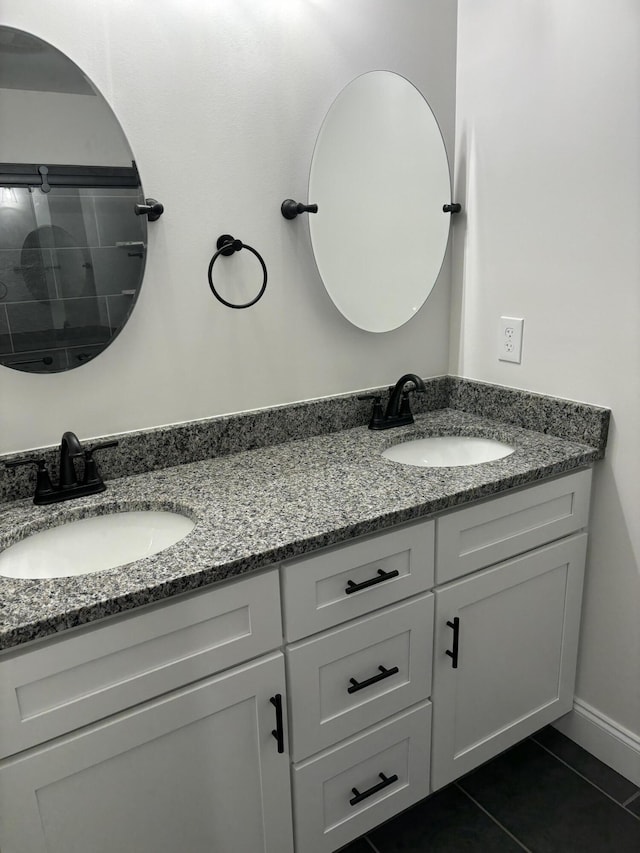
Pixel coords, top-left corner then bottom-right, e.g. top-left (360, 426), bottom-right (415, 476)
top-left (499, 316), bottom-right (524, 363)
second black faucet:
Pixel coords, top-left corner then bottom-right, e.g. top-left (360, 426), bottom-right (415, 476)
top-left (359, 373), bottom-right (426, 430)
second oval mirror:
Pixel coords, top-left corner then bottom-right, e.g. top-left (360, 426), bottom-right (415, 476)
top-left (309, 71), bottom-right (452, 333)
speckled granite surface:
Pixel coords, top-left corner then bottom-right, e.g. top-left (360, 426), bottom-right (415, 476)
top-left (448, 378), bottom-right (610, 456)
top-left (0, 407), bottom-right (602, 650)
top-left (0, 376), bottom-right (609, 503)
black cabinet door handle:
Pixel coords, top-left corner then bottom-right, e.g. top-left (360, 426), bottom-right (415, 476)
top-left (445, 617), bottom-right (460, 669)
top-left (270, 694), bottom-right (284, 753)
top-left (347, 664), bottom-right (400, 694)
top-left (345, 568), bottom-right (399, 595)
top-left (350, 772), bottom-right (399, 806)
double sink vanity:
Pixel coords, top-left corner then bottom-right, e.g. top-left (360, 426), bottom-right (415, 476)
top-left (0, 378), bottom-right (609, 853)
top-left (0, 18), bottom-right (613, 853)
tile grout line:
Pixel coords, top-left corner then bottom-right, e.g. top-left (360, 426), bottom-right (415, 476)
top-left (622, 790), bottom-right (640, 808)
top-left (530, 736), bottom-right (640, 823)
top-left (455, 783), bottom-right (533, 852)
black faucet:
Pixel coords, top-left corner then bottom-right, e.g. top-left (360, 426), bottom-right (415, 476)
top-left (359, 373), bottom-right (426, 430)
top-left (59, 431), bottom-right (85, 489)
top-left (5, 432), bottom-right (118, 505)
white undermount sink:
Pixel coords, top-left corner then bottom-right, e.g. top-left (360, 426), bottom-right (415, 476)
top-left (0, 510), bottom-right (195, 580)
top-left (382, 435), bottom-right (515, 468)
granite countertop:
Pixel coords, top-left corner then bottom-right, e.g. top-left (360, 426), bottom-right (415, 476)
top-left (0, 408), bottom-right (600, 651)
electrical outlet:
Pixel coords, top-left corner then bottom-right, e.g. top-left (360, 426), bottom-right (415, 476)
top-left (498, 316), bottom-right (524, 363)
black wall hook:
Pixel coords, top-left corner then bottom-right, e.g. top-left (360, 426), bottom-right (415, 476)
top-left (281, 199), bottom-right (319, 219)
top-left (207, 234), bottom-right (268, 309)
top-left (134, 198), bottom-right (164, 221)
top-left (443, 203), bottom-right (462, 214)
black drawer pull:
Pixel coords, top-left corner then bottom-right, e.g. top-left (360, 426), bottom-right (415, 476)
top-left (347, 664), bottom-right (399, 694)
top-left (446, 617), bottom-right (460, 669)
top-left (345, 568), bottom-right (399, 595)
top-left (350, 772), bottom-right (399, 806)
top-left (270, 694), bottom-right (284, 754)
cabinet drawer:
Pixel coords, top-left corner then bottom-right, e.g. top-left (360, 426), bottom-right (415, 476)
top-left (281, 520), bottom-right (434, 642)
top-left (436, 469), bottom-right (591, 583)
top-left (292, 701), bottom-right (431, 853)
top-left (0, 569), bottom-right (282, 758)
top-left (287, 594), bottom-right (433, 761)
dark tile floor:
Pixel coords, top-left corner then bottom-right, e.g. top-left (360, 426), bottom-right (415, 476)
top-left (341, 727), bottom-right (640, 852)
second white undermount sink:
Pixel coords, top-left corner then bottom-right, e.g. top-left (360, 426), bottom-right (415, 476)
top-left (0, 510), bottom-right (195, 580)
top-left (382, 436), bottom-right (515, 468)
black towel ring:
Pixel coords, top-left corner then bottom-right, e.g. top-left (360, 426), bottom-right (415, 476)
top-left (208, 234), bottom-right (268, 309)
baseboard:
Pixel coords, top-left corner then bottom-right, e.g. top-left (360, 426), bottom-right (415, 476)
top-left (553, 698), bottom-right (640, 787)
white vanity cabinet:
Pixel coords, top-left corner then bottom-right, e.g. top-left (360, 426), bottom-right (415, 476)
top-left (0, 570), bottom-right (294, 853)
top-left (0, 467), bottom-right (593, 853)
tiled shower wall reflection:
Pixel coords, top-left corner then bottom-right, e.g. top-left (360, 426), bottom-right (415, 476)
top-left (0, 185), bottom-right (146, 372)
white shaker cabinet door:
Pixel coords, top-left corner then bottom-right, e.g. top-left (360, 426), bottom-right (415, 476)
top-left (0, 652), bottom-right (293, 853)
top-left (431, 533), bottom-right (587, 791)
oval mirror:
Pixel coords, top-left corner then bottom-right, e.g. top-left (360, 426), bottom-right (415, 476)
top-left (0, 26), bottom-right (147, 373)
top-left (309, 71), bottom-right (452, 333)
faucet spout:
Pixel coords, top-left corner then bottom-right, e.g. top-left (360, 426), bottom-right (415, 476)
top-left (384, 374), bottom-right (426, 419)
top-left (59, 431), bottom-right (84, 488)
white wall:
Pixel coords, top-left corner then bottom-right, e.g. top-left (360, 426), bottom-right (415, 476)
top-left (0, 0), bottom-right (457, 453)
top-left (454, 1), bottom-right (640, 743)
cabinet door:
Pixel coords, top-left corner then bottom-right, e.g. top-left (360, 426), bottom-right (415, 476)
top-left (431, 533), bottom-right (587, 790)
top-left (0, 652), bottom-right (293, 853)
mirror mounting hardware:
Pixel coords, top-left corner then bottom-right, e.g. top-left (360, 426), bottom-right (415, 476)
top-left (360, 373), bottom-right (427, 431)
top-left (38, 165), bottom-right (50, 193)
top-left (281, 199), bottom-right (318, 219)
top-left (134, 198), bottom-right (164, 222)
top-left (443, 203), bottom-right (462, 214)
top-left (4, 435), bottom-right (118, 505)
top-left (207, 234), bottom-right (268, 309)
